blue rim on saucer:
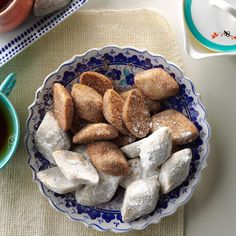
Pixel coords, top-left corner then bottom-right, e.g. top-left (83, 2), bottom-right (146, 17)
top-left (184, 0), bottom-right (236, 52)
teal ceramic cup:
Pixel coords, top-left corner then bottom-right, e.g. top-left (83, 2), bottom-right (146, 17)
top-left (0, 73), bottom-right (20, 169)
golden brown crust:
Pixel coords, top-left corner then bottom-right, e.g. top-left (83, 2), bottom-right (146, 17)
top-left (53, 83), bottom-right (74, 131)
top-left (103, 89), bottom-right (129, 134)
top-left (120, 90), bottom-right (161, 113)
top-left (134, 68), bottom-right (179, 100)
top-left (113, 133), bottom-right (137, 147)
top-left (152, 109), bottom-right (199, 145)
top-left (122, 89), bottom-right (151, 138)
top-left (80, 71), bottom-right (113, 95)
top-left (119, 90), bottom-right (131, 101)
top-left (71, 83), bottom-right (103, 123)
top-left (87, 141), bottom-right (129, 176)
top-left (73, 123), bottom-right (119, 144)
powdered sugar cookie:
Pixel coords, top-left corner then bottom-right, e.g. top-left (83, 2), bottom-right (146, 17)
top-left (140, 127), bottom-right (172, 173)
top-left (75, 172), bottom-right (121, 206)
top-left (37, 167), bottom-right (82, 194)
top-left (159, 148), bottom-right (192, 194)
top-left (53, 150), bottom-right (99, 185)
top-left (120, 139), bottom-right (144, 159)
top-left (121, 178), bottom-right (160, 222)
top-left (34, 111), bottom-right (71, 164)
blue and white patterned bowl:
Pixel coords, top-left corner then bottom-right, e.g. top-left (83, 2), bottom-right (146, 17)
top-left (25, 46), bottom-right (211, 233)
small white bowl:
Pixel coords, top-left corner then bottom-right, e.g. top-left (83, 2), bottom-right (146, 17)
top-left (181, 0), bottom-right (236, 59)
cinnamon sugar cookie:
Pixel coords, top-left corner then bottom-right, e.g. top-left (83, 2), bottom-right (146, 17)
top-left (87, 141), bottom-right (129, 176)
top-left (120, 90), bottom-right (161, 113)
top-left (134, 68), bottom-right (179, 100)
top-left (152, 109), bottom-right (199, 145)
top-left (53, 83), bottom-right (74, 131)
top-left (122, 89), bottom-right (151, 138)
top-left (71, 84), bottom-right (103, 123)
top-left (103, 89), bottom-right (129, 134)
top-left (80, 71), bottom-right (113, 95)
top-left (73, 123), bottom-right (118, 144)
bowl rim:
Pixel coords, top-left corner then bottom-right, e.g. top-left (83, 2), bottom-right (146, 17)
top-left (25, 45), bottom-right (211, 233)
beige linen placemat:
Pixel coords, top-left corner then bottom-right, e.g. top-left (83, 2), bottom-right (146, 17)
top-left (0, 9), bottom-right (183, 236)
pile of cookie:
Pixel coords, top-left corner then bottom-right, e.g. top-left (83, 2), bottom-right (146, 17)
top-left (35, 68), bottom-right (199, 222)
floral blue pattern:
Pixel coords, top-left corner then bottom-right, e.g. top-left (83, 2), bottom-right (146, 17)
top-left (25, 46), bottom-right (211, 233)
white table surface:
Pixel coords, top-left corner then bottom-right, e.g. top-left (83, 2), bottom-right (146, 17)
top-left (82, 0), bottom-right (236, 235)
top-left (2, 0), bottom-right (236, 235)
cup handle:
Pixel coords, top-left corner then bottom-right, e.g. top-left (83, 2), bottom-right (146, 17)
top-left (0, 73), bottom-right (16, 97)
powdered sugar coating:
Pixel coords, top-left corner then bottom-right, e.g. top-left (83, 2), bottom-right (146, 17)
top-left (34, 111), bottom-right (71, 164)
top-left (119, 158), bottom-right (142, 188)
top-left (75, 172), bottom-right (121, 206)
top-left (36, 167), bottom-right (82, 194)
top-left (159, 148), bottom-right (192, 194)
top-left (53, 150), bottom-right (99, 185)
top-left (121, 139), bottom-right (144, 159)
top-left (140, 127), bottom-right (172, 173)
top-left (71, 145), bottom-right (90, 161)
top-left (121, 178), bottom-right (160, 222)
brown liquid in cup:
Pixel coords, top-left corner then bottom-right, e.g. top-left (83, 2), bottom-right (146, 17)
top-left (0, 102), bottom-right (13, 159)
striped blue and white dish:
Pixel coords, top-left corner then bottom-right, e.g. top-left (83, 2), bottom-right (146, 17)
top-left (0, 0), bottom-right (88, 67)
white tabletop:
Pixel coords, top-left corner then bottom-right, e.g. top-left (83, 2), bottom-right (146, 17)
top-left (83, 0), bottom-right (236, 235)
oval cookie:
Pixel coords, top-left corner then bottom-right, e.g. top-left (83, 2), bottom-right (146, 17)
top-left (120, 90), bottom-right (161, 113)
top-left (122, 89), bottom-right (151, 138)
top-left (53, 83), bottom-right (74, 131)
top-left (134, 68), bottom-right (179, 100)
top-left (87, 141), bottom-right (129, 176)
top-left (151, 109), bottom-right (199, 145)
top-left (103, 89), bottom-right (129, 134)
top-left (73, 123), bottom-right (118, 144)
top-left (80, 71), bottom-right (113, 95)
top-left (71, 83), bottom-right (103, 122)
